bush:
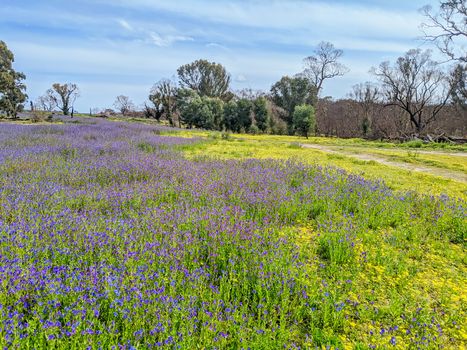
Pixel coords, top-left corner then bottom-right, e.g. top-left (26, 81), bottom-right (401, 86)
top-left (293, 104), bottom-right (315, 138)
top-left (404, 140), bottom-right (423, 148)
top-left (248, 124), bottom-right (260, 134)
top-left (30, 111), bottom-right (49, 123)
top-left (221, 131), bottom-right (232, 140)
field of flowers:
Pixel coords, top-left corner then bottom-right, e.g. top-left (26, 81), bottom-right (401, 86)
top-left (0, 117), bottom-right (465, 349)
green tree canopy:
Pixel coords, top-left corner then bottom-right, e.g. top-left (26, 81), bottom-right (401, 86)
top-left (253, 97), bottom-right (270, 132)
top-left (177, 59), bottom-right (232, 101)
top-left (270, 76), bottom-right (314, 133)
top-left (223, 98), bottom-right (253, 133)
top-left (150, 79), bottom-right (177, 126)
top-left (48, 83), bottom-right (80, 115)
top-left (293, 104), bottom-right (315, 138)
top-left (0, 41), bottom-right (27, 118)
top-left (177, 89), bottom-right (224, 130)
top-left (450, 64), bottom-right (466, 110)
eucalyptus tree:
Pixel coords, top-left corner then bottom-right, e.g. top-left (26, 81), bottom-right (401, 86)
top-left (372, 49), bottom-right (451, 134)
top-left (177, 59), bottom-right (232, 101)
top-left (0, 41), bottom-right (27, 118)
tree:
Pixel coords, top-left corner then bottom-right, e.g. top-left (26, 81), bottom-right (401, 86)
top-left (202, 97), bottom-right (224, 130)
top-left (176, 88), bottom-right (198, 128)
top-left (293, 104), bottom-right (315, 138)
top-left (236, 88), bottom-right (264, 100)
top-left (421, 1), bottom-right (466, 62)
top-left (372, 49), bottom-right (451, 135)
top-left (421, 1), bottom-right (466, 113)
top-left (150, 79), bottom-right (177, 126)
top-left (236, 99), bottom-right (253, 132)
top-left (35, 93), bottom-right (56, 112)
top-left (270, 76), bottom-right (314, 133)
top-left (223, 101), bottom-right (238, 132)
top-left (253, 97), bottom-right (270, 132)
top-left (143, 102), bottom-right (161, 120)
top-left (113, 95), bottom-right (135, 115)
top-left (177, 89), bottom-right (224, 130)
top-left (449, 64), bottom-right (467, 110)
top-left (177, 59), bottom-right (232, 101)
top-left (301, 41), bottom-right (349, 97)
top-left (223, 98), bottom-right (253, 132)
top-left (0, 41), bottom-right (27, 118)
top-left (350, 82), bottom-right (381, 137)
top-left (48, 83), bottom-right (79, 115)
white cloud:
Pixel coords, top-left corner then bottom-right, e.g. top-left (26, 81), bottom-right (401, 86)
top-left (206, 42), bottom-right (230, 51)
top-left (107, 0), bottom-right (425, 40)
top-left (148, 32), bottom-right (193, 47)
top-left (117, 19), bottom-right (134, 31)
top-left (3, 0), bottom-right (441, 111)
top-left (235, 74), bottom-right (248, 83)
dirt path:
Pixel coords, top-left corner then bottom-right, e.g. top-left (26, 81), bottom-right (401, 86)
top-left (301, 144), bottom-right (467, 183)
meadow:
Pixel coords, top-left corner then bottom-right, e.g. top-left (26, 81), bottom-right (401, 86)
top-left (0, 117), bottom-right (465, 349)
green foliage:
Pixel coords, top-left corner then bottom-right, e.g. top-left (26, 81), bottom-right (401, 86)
top-left (223, 98), bottom-right (253, 132)
top-left (253, 96), bottom-right (269, 132)
top-left (288, 142), bottom-right (302, 149)
top-left (176, 88), bottom-right (199, 128)
top-left (361, 117), bottom-right (370, 137)
top-left (177, 89), bottom-right (224, 130)
top-left (30, 111), bottom-right (52, 123)
top-left (0, 40), bottom-right (27, 118)
top-left (450, 64), bottom-right (466, 110)
top-left (317, 232), bottom-right (355, 265)
top-left (248, 124), bottom-right (259, 134)
top-left (149, 79), bottom-right (177, 125)
top-left (404, 140), bottom-right (423, 148)
top-left (236, 98), bottom-right (253, 131)
top-left (202, 96), bottom-right (224, 130)
top-left (293, 104), bottom-right (315, 138)
top-left (0, 122), bottom-right (466, 348)
top-left (223, 100), bottom-right (238, 132)
top-left (221, 131), bottom-right (232, 140)
top-left (49, 83), bottom-right (80, 115)
top-left (177, 59), bottom-right (232, 101)
top-left (270, 76), bottom-right (314, 133)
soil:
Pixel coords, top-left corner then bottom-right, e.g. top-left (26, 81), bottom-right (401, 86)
top-left (301, 144), bottom-right (467, 183)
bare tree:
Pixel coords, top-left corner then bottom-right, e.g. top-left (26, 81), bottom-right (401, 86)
top-left (36, 94), bottom-right (56, 112)
top-left (235, 88), bottom-right (265, 100)
top-left (421, 0), bottom-right (467, 62)
top-left (113, 95), bottom-right (135, 116)
top-left (150, 79), bottom-right (177, 126)
top-left (48, 83), bottom-right (80, 115)
top-left (372, 49), bottom-right (451, 135)
top-left (301, 41), bottom-right (349, 96)
top-left (349, 82), bottom-right (381, 137)
top-left (143, 102), bottom-right (157, 120)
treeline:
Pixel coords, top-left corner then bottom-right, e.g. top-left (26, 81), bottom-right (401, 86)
top-left (317, 99), bottom-right (466, 139)
top-left (137, 59), bottom-right (318, 137)
top-left (1, 1), bottom-right (465, 139)
top-left (124, 47), bottom-right (465, 139)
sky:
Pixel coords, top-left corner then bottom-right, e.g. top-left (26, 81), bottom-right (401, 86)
top-left (1, 0), bottom-right (442, 112)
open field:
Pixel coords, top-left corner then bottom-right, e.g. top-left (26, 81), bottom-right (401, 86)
top-left (159, 129), bottom-right (467, 200)
top-left (0, 117), bottom-right (466, 349)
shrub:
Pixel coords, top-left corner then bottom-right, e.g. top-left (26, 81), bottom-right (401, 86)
top-left (293, 104), bottom-right (315, 138)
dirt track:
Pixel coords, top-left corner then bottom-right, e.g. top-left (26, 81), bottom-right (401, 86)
top-left (301, 144), bottom-right (467, 183)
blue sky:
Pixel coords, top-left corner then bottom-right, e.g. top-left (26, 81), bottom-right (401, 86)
top-left (2, 0), bottom-right (440, 112)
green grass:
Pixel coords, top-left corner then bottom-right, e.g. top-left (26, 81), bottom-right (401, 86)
top-left (1, 118), bottom-right (466, 349)
top-left (176, 137), bottom-right (467, 200)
